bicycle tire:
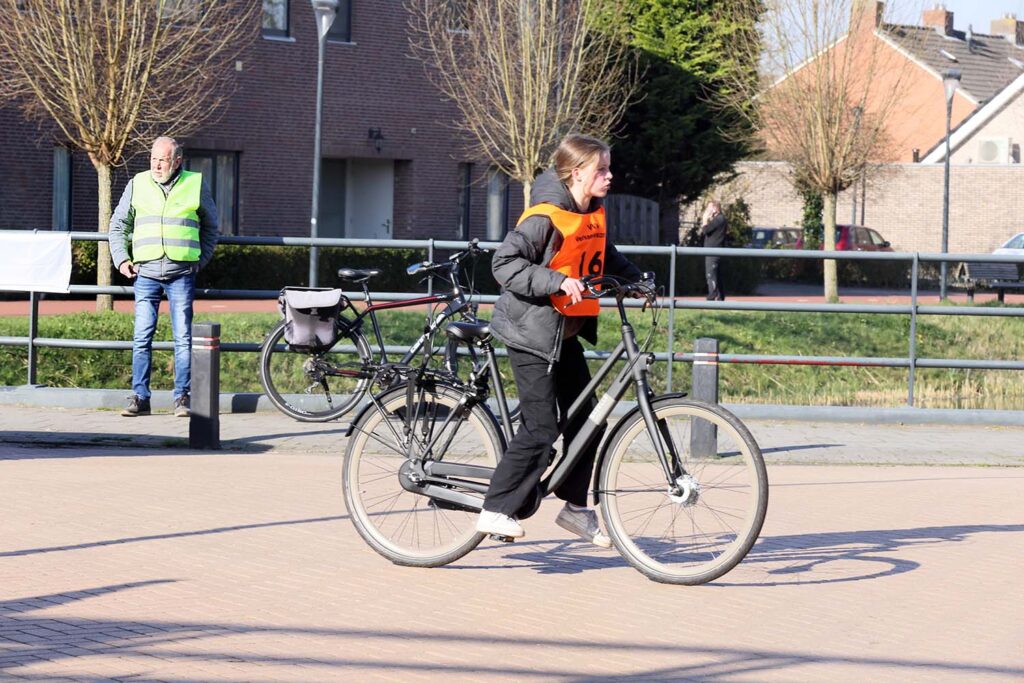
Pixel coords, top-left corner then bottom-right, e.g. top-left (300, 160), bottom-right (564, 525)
top-left (259, 319), bottom-right (373, 422)
top-left (343, 383), bottom-right (503, 567)
top-left (598, 397), bottom-right (768, 585)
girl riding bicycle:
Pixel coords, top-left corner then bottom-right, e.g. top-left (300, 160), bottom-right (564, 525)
top-left (476, 133), bottom-right (642, 545)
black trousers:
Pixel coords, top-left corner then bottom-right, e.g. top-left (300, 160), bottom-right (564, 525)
top-left (705, 256), bottom-right (724, 301)
top-left (483, 336), bottom-right (601, 517)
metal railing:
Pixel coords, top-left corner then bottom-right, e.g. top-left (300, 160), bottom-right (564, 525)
top-left (2, 232), bottom-right (1023, 407)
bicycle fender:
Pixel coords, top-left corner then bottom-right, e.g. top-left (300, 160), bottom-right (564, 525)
top-left (343, 384), bottom-right (408, 437)
top-left (590, 392), bottom-right (688, 506)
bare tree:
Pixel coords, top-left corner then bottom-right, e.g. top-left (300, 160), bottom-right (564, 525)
top-left (407, 0), bottom-right (637, 204)
top-left (0, 0), bottom-right (255, 310)
top-left (719, 0), bottom-right (917, 301)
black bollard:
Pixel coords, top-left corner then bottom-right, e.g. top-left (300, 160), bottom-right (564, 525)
top-left (691, 337), bottom-right (719, 458)
top-left (189, 322), bottom-right (221, 450)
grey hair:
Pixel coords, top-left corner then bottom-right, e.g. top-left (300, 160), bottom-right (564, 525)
top-left (153, 136), bottom-right (183, 161)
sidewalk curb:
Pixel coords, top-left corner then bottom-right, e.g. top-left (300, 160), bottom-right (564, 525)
top-left (2, 385), bottom-right (1023, 426)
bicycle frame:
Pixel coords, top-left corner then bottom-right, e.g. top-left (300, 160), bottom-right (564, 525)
top-left (413, 289), bottom-right (680, 513)
top-left (336, 255), bottom-right (516, 441)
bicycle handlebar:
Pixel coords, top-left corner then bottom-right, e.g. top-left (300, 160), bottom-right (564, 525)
top-left (579, 272), bottom-right (658, 305)
top-left (406, 238), bottom-right (489, 277)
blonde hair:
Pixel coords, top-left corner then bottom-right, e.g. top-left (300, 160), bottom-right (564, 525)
top-left (552, 134), bottom-right (610, 184)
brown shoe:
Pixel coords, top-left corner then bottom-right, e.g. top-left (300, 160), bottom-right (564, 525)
top-left (122, 395), bottom-right (151, 417)
top-left (173, 395), bottom-right (190, 418)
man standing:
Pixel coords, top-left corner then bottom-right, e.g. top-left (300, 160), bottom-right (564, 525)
top-left (109, 136), bottom-right (219, 417)
top-left (700, 200), bottom-right (727, 301)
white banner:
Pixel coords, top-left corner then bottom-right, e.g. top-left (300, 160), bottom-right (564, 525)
top-left (0, 230), bottom-right (73, 293)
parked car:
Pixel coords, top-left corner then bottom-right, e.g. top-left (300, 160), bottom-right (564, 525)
top-left (834, 225), bottom-right (892, 251)
top-left (747, 227), bottom-right (802, 249)
top-left (993, 232), bottom-right (1024, 255)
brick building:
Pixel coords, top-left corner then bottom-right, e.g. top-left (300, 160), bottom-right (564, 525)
top-left (0, 2), bottom-right (525, 241)
top-left (694, 4), bottom-right (1024, 253)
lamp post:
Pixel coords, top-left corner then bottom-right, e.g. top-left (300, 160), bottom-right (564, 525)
top-left (940, 68), bottom-right (961, 300)
top-left (851, 106), bottom-right (862, 225)
top-left (309, 0), bottom-right (339, 288)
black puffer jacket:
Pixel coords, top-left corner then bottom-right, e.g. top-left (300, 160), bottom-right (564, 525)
top-left (490, 167), bottom-right (642, 363)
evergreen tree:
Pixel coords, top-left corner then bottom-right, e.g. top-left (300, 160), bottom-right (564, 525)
top-left (610, 0), bottom-right (761, 243)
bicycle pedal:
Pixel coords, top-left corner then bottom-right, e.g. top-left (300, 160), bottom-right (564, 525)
top-left (489, 534), bottom-right (516, 543)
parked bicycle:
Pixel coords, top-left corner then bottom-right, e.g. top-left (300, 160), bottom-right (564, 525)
top-left (342, 274), bottom-right (768, 585)
top-left (258, 240), bottom-right (514, 426)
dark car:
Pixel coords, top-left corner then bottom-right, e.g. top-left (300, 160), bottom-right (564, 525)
top-left (835, 225), bottom-right (893, 251)
top-left (747, 227), bottom-right (802, 249)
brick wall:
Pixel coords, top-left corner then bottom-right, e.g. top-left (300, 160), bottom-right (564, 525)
top-left (701, 161), bottom-right (1024, 252)
top-left (0, 3), bottom-right (522, 241)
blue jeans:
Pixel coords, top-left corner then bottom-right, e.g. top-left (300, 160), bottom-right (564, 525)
top-left (132, 273), bottom-right (194, 400)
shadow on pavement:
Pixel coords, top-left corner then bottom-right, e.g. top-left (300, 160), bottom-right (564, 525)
top-left (451, 524), bottom-right (1024, 588)
top-left (718, 523), bottom-right (1024, 587)
top-left (0, 426), bottom-right (346, 457)
top-left (1, 581), bottom-right (1021, 681)
top-left (0, 515), bottom-right (350, 558)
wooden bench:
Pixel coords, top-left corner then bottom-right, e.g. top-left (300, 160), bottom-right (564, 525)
top-left (957, 261), bottom-right (1024, 302)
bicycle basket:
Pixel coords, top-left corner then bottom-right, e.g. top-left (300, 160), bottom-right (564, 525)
top-left (277, 287), bottom-right (349, 352)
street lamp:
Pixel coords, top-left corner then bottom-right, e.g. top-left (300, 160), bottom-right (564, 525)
top-left (939, 68), bottom-right (961, 300)
top-left (851, 106), bottom-right (863, 225)
top-left (309, 0), bottom-right (339, 287)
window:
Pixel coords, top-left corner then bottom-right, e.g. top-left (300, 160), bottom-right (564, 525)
top-left (262, 0), bottom-right (289, 38)
top-left (456, 163), bottom-right (473, 239)
top-left (185, 151), bottom-right (240, 235)
top-left (448, 0), bottom-right (470, 31)
top-left (51, 147), bottom-right (72, 231)
top-left (162, 0), bottom-right (201, 23)
top-left (486, 168), bottom-right (509, 240)
top-left (327, 0), bottom-right (352, 42)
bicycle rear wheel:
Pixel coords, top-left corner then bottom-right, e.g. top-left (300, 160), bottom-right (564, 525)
top-left (599, 398), bottom-right (767, 585)
top-left (343, 383), bottom-right (503, 567)
top-left (259, 319), bottom-right (373, 422)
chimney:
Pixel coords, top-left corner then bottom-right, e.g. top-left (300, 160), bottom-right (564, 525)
top-left (923, 4), bottom-right (954, 37)
top-left (990, 14), bottom-right (1024, 46)
top-left (851, 0), bottom-right (884, 31)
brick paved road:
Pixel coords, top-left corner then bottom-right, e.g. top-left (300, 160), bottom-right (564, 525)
top-left (1, 407), bottom-right (1023, 681)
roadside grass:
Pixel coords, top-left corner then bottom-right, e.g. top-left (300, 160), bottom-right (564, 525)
top-left (2, 304), bottom-right (1023, 409)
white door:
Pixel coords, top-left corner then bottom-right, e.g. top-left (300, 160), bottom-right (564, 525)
top-left (346, 159), bottom-right (394, 239)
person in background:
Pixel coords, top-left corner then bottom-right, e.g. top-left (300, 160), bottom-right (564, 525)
top-left (700, 200), bottom-right (728, 301)
top-left (476, 133), bottom-right (642, 546)
top-left (108, 136), bottom-right (219, 417)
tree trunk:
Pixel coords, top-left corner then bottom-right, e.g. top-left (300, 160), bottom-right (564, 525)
top-left (522, 179), bottom-right (532, 209)
top-left (822, 190), bottom-right (838, 303)
top-left (94, 162), bottom-right (114, 312)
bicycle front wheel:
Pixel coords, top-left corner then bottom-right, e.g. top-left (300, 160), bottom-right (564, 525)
top-left (259, 320), bottom-right (373, 422)
top-left (599, 398), bottom-right (767, 585)
top-left (343, 383), bottom-right (503, 567)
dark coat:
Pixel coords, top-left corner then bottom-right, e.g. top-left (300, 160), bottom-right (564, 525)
top-left (701, 213), bottom-right (728, 248)
top-left (489, 168), bottom-right (642, 363)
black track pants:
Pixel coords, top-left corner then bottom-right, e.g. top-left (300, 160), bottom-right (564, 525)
top-left (483, 336), bottom-right (602, 516)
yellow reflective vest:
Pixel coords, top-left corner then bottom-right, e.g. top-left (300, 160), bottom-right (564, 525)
top-left (130, 170), bottom-right (203, 262)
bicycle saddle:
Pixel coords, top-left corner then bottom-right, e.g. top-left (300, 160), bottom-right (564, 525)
top-left (445, 320), bottom-right (490, 341)
top-left (336, 268), bottom-right (381, 283)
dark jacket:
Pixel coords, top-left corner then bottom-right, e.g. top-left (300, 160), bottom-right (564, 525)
top-left (701, 213), bottom-right (728, 248)
top-left (490, 167), bottom-right (642, 363)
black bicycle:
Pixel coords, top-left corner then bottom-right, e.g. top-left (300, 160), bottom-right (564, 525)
top-left (342, 275), bottom-right (768, 585)
top-left (258, 240), bottom-right (514, 424)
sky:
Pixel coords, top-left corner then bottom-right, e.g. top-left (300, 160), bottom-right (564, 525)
top-left (924, 1), bottom-right (1024, 33)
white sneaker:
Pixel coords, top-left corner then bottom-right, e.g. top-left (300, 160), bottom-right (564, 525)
top-left (555, 504), bottom-right (612, 548)
top-left (476, 510), bottom-right (525, 538)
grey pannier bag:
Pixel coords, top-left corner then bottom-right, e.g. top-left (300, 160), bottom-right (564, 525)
top-left (277, 287), bottom-right (349, 352)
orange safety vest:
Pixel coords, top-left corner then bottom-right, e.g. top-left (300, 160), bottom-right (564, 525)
top-left (516, 202), bottom-right (606, 316)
